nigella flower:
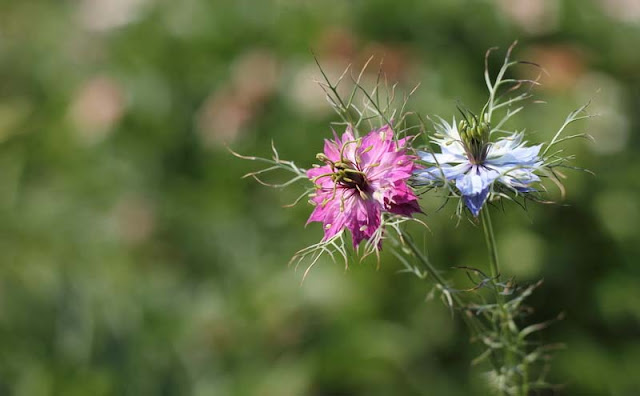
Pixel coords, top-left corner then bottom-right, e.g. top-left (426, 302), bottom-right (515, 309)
top-left (307, 125), bottom-right (421, 247)
top-left (414, 116), bottom-right (543, 217)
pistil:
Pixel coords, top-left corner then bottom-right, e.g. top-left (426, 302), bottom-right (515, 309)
top-left (459, 116), bottom-right (490, 165)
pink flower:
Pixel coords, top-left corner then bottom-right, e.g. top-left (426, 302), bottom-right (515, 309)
top-left (307, 125), bottom-right (421, 247)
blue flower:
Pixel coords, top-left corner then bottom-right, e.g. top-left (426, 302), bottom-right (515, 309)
top-left (414, 117), bottom-right (542, 216)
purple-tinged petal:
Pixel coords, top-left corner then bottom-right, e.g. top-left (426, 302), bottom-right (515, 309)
top-left (463, 188), bottom-right (490, 217)
top-left (306, 125), bottom-right (421, 248)
top-left (345, 196), bottom-right (381, 247)
top-left (322, 139), bottom-right (342, 162)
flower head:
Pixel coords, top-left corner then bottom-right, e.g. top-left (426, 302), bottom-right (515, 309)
top-left (307, 125), bottom-right (421, 247)
top-left (415, 116), bottom-right (542, 216)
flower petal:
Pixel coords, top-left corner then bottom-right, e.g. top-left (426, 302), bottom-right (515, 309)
top-left (414, 162), bottom-right (471, 182)
top-left (487, 143), bottom-right (542, 166)
top-left (497, 167), bottom-right (541, 191)
top-left (307, 124), bottom-right (420, 248)
top-left (418, 149), bottom-right (466, 166)
top-left (455, 165), bottom-right (499, 196)
top-left (456, 166), bottom-right (500, 216)
top-left (346, 196), bottom-right (381, 247)
top-left (322, 139), bottom-right (341, 162)
top-left (385, 181), bottom-right (422, 216)
top-left (463, 188), bottom-right (490, 217)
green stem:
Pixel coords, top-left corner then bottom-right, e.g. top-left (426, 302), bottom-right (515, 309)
top-left (480, 208), bottom-right (501, 285)
top-left (480, 208), bottom-right (528, 396)
top-left (401, 232), bottom-right (485, 337)
top-left (402, 234), bottom-right (450, 294)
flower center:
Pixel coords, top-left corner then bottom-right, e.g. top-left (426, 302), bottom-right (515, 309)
top-left (315, 153), bottom-right (369, 194)
top-left (459, 118), bottom-right (490, 164)
top-left (332, 161), bottom-right (368, 190)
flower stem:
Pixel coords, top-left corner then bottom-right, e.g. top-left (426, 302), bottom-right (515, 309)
top-left (401, 232), bottom-right (485, 337)
top-left (402, 234), bottom-right (449, 293)
top-left (480, 208), bottom-right (529, 396)
top-left (480, 208), bottom-right (500, 284)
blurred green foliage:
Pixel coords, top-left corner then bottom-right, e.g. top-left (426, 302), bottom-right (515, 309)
top-left (0, 0), bottom-right (638, 395)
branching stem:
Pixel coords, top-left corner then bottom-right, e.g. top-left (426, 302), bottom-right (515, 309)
top-left (401, 232), bottom-right (486, 339)
top-left (480, 208), bottom-right (530, 396)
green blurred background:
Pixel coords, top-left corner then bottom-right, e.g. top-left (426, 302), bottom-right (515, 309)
top-left (0, 0), bottom-right (639, 395)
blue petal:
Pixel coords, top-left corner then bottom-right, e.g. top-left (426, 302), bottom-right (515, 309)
top-left (418, 150), bottom-right (466, 165)
top-left (514, 185), bottom-right (536, 193)
top-left (414, 162), bottom-right (470, 182)
top-left (455, 166), bottom-right (500, 216)
top-left (489, 165), bottom-right (541, 191)
top-left (455, 165), bottom-right (500, 196)
top-left (463, 188), bottom-right (490, 217)
top-left (487, 144), bottom-right (542, 166)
